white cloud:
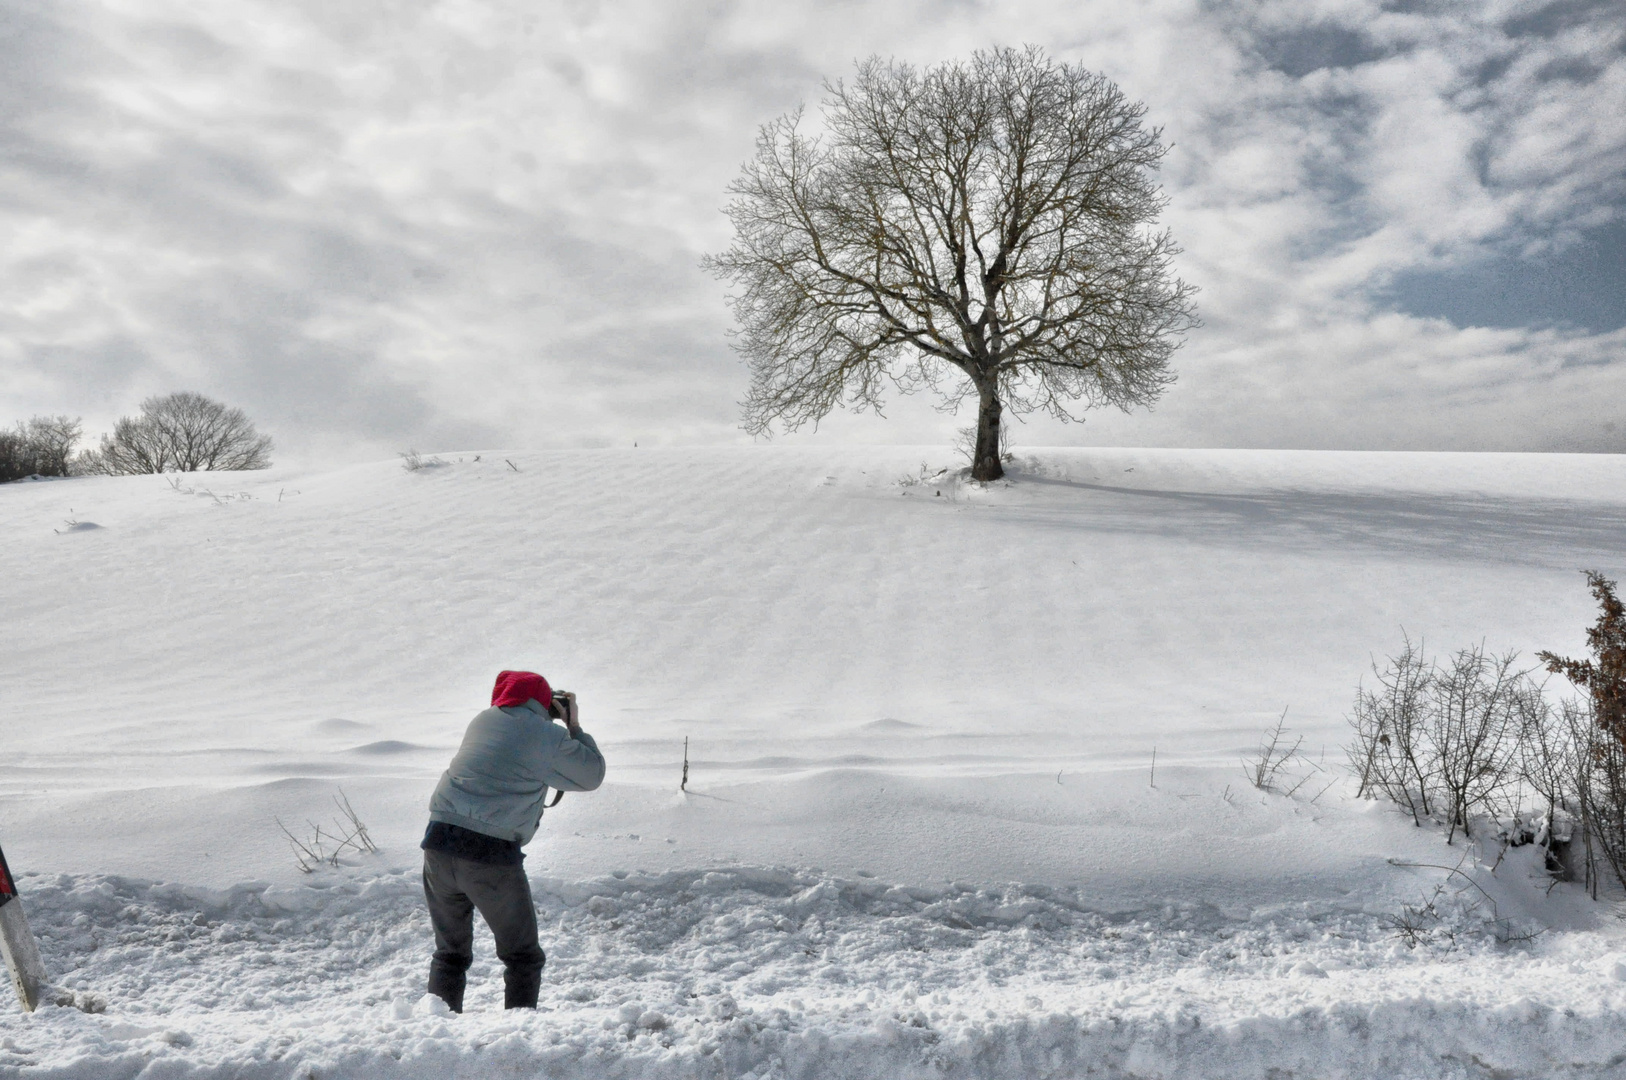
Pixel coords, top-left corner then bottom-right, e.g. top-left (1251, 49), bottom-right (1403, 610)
top-left (1, 0), bottom-right (1621, 459)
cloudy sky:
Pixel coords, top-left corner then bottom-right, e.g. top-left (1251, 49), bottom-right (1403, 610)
top-left (3, 0), bottom-right (1622, 461)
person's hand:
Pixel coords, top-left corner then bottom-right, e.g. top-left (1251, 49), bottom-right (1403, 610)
top-left (558, 691), bottom-right (581, 734)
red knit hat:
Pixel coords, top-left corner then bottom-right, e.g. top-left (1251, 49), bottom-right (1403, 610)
top-left (491, 670), bottom-right (552, 709)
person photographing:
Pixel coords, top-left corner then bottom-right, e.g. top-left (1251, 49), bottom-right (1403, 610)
top-left (421, 669), bottom-right (606, 1012)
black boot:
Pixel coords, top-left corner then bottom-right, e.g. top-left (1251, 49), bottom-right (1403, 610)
top-left (503, 963), bottom-right (542, 1009)
top-left (427, 957), bottom-right (468, 1014)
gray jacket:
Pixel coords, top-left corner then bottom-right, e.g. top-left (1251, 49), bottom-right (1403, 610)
top-left (427, 700), bottom-right (607, 845)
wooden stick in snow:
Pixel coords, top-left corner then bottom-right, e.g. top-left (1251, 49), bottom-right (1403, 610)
top-left (0, 844), bottom-right (47, 1012)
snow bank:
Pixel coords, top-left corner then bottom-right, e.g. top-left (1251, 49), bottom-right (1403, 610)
top-left (6, 858), bottom-right (1626, 1080)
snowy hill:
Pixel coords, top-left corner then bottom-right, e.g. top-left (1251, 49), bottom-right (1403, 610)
top-left (4, 446), bottom-right (1626, 1078)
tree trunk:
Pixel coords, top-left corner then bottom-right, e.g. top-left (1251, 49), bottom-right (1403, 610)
top-left (971, 384), bottom-right (1004, 482)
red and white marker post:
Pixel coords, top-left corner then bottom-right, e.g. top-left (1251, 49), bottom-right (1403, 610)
top-left (0, 844), bottom-right (47, 1012)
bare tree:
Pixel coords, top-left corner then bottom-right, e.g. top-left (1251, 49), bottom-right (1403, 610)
top-left (86, 414), bottom-right (165, 475)
top-left (0, 428), bottom-right (30, 482)
top-left (0, 415), bottom-right (82, 481)
top-left (21, 416), bottom-right (82, 476)
top-left (705, 46), bottom-right (1199, 481)
top-left (86, 392), bottom-right (273, 474)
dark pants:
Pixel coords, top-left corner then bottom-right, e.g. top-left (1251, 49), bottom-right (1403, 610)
top-left (422, 849), bottom-right (545, 1011)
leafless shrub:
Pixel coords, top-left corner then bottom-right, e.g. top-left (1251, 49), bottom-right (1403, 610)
top-left (84, 393), bottom-right (272, 474)
top-left (163, 475), bottom-right (252, 503)
top-left (399, 449), bottom-right (446, 472)
top-left (1430, 645), bottom-right (1527, 843)
top-left (276, 790), bottom-right (379, 873)
top-left (1516, 675), bottom-right (1572, 857)
top-left (1244, 709), bottom-right (1313, 794)
top-left (1351, 574), bottom-right (1626, 894)
top-left (335, 790), bottom-right (377, 853)
top-left (1520, 688), bottom-right (1570, 821)
top-left (897, 462), bottom-right (949, 488)
top-left (1384, 855), bottom-right (1540, 947)
top-left (1347, 635), bottom-right (1436, 826)
top-left (1384, 885), bottom-right (1446, 948)
top-left (1347, 638), bottom-right (1536, 841)
top-left (1561, 696), bottom-right (1626, 898)
top-left (1557, 700), bottom-right (1606, 896)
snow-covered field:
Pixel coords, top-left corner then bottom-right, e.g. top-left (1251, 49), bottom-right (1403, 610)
top-left (4, 445), bottom-right (1626, 1078)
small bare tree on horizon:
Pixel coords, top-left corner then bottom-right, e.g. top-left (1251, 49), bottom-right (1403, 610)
top-left (85, 392), bottom-right (273, 474)
top-left (704, 45), bottom-right (1199, 481)
top-left (0, 415), bottom-right (81, 481)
